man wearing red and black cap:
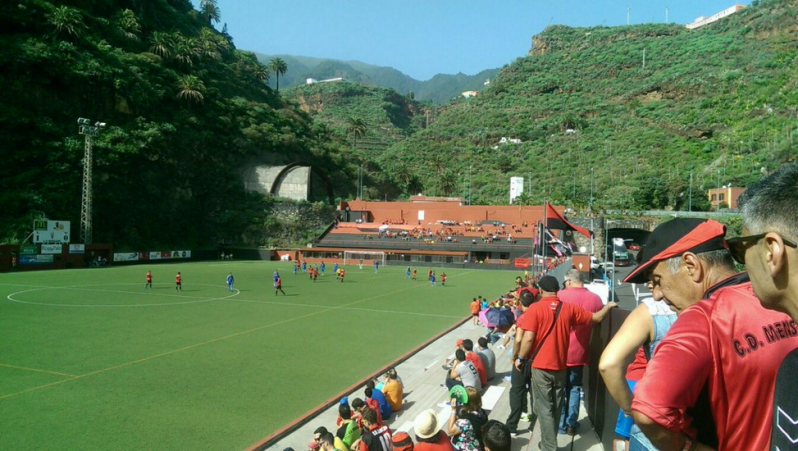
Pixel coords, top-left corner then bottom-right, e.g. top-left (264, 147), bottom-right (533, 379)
top-left (626, 218), bottom-right (798, 451)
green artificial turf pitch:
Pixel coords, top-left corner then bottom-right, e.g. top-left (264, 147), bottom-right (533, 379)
top-left (0, 261), bottom-right (516, 450)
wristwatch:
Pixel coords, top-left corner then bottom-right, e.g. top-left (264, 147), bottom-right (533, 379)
top-left (682, 434), bottom-right (696, 451)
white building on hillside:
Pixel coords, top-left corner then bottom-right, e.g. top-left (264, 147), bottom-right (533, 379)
top-left (686, 4), bottom-right (745, 29)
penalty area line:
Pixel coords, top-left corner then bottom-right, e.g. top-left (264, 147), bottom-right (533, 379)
top-left (0, 363), bottom-right (77, 378)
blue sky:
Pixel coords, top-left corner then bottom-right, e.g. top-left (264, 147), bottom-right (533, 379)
top-left (193, 0), bottom-right (751, 80)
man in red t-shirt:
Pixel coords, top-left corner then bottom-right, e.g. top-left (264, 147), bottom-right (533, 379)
top-left (505, 288), bottom-right (539, 434)
top-left (515, 276), bottom-right (616, 450)
top-left (175, 272), bottom-right (182, 291)
top-left (557, 269), bottom-right (603, 435)
top-left (625, 218), bottom-right (798, 451)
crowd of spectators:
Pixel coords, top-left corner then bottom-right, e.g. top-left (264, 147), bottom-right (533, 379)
top-left (294, 273), bottom-right (543, 451)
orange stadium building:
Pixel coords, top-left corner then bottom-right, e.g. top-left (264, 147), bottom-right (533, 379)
top-left (300, 196), bottom-right (590, 271)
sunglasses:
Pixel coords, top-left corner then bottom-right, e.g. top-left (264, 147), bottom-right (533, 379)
top-left (726, 233), bottom-right (798, 264)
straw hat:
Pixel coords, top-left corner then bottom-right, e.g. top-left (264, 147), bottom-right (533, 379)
top-left (414, 409), bottom-right (441, 440)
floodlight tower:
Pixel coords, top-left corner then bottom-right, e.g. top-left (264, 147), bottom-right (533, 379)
top-left (77, 118), bottom-right (106, 244)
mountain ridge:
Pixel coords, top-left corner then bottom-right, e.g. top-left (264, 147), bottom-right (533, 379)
top-left (251, 52), bottom-right (499, 104)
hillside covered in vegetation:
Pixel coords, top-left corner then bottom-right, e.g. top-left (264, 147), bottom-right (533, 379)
top-left (372, 0), bottom-right (798, 209)
top-left (2, 0), bottom-right (797, 250)
top-left (0, 0), bottom-right (352, 248)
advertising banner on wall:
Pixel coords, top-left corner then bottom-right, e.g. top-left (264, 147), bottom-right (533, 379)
top-left (41, 244), bottom-right (62, 254)
top-left (69, 244), bottom-right (85, 254)
top-left (147, 250), bottom-right (191, 260)
top-left (20, 245), bottom-right (38, 255)
top-left (113, 253), bottom-right (139, 262)
top-left (19, 255), bottom-right (54, 265)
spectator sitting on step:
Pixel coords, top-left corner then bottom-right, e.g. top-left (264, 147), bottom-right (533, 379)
top-left (447, 405), bottom-right (480, 451)
top-left (461, 339), bottom-right (487, 387)
top-left (392, 431), bottom-right (414, 451)
top-left (445, 349), bottom-right (482, 391)
top-left (315, 426), bottom-right (349, 451)
top-left (352, 397), bottom-right (383, 428)
top-left (351, 408), bottom-right (393, 451)
top-left (481, 420), bottom-right (511, 451)
top-left (381, 368), bottom-right (403, 412)
top-left (476, 337), bottom-right (496, 382)
top-left (335, 404), bottom-right (361, 450)
top-left (319, 432), bottom-right (340, 451)
top-left (414, 409), bottom-right (454, 451)
top-left (365, 380), bottom-right (393, 420)
top-left (462, 387), bottom-right (489, 449)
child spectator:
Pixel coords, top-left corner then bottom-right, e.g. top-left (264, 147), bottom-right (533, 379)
top-left (447, 405), bottom-right (480, 451)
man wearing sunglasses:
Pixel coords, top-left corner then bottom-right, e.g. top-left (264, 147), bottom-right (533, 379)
top-left (736, 162), bottom-right (798, 450)
top-left (623, 218), bottom-right (798, 451)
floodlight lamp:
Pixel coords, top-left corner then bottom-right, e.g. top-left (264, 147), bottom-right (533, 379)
top-left (96, 122), bottom-right (106, 128)
top-left (78, 118), bottom-right (90, 125)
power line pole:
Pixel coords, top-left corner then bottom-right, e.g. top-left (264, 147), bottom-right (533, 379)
top-left (627, 7), bottom-right (631, 25)
top-left (716, 169), bottom-right (721, 212)
top-left (665, 7), bottom-right (669, 23)
top-left (468, 165), bottom-right (472, 205)
top-left (689, 172), bottom-right (693, 212)
top-left (78, 118), bottom-right (105, 245)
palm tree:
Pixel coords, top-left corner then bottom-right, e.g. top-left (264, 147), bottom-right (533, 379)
top-left (149, 31), bottom-right (173, 58)
top-left (115, 9), bottom-right (141, 42)
top-left (345, 117), bottom-right (367, 148)
top-left (269, 57), bottom-right (288, 92)
top-left (197, 28), bottom-right (222, 60)
top-left (199, 0), bottom-right (221, 25)
top-left (439, 170), bottom-right (458, 196)
top-left (253, 63), bottom-right (270, 84)
top-left (47, 6), bottom-right (85, 39)
top-left (176, 75), bottom-right (205, 104)
top-left (173, 35), bottom-right (200, 67)
top-left (513, 192), bottom-right (534, 206)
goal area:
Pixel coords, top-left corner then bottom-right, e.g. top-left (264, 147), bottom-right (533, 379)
top-left (343, 251), bottom-right (387, 267)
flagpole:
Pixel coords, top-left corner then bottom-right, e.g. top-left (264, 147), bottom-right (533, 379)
top-left (543, 201), bottom-right (548, 275)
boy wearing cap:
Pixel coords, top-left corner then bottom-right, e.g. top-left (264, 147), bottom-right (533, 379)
top-left (514, 275), bottom-right (616, 450)
top-left (625, 218), bottom-right (798, 451)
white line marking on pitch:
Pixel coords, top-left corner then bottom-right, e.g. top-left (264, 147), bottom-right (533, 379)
top-left (5, 283), bottom-right (241, 307)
